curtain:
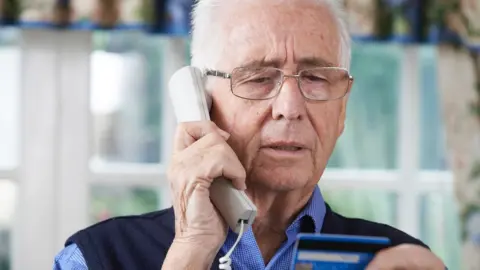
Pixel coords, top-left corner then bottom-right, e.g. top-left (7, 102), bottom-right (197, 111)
top-left (438, 46), bottom-right (480, 269)
top-left (436, 1), bottom-right (480, 268)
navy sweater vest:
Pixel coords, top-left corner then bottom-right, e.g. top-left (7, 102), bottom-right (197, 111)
top-left (66, 204), bottom-right (428, 270)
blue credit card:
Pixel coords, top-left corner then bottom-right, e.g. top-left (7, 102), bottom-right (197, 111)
top-left (290, 234), bottom-right (391, 270)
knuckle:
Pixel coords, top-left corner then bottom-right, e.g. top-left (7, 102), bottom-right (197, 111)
top-left (214, 142), bottom-right (231, 157)
top-left (205, 162), bottom-right (222, 180)
top-left (204, 132), bottom-right (223, 144)
top-left (216, 141), bottom-right (229, 152)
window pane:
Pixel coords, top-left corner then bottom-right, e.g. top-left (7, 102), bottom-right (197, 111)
top-left (91, 32), bottom-right (177, 164)
top-left (420, 192), bottom-right (461, 270)
top-left (0, 180), bottom-right (17, 270)
top-left (328, 44), bottom-right (400, 169)
top-left (419, 46), bottom-right (448, 170)
top-left (321, 189), bottom-right (397, 226)
top-left (0, 230), bottom-right (9, 270)
top-left (90, 185), bottom-right (160, 223)
top-left (0, 29), bottom-right (20, 169)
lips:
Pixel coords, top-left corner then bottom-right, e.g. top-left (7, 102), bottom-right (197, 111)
top-left (269, 145), bottom-right (302, 151)
top-left (262, 142), bottom-right (308, 151)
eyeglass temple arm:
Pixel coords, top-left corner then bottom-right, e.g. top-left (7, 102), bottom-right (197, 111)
top-left (205, 69), bottom-right (231, 79)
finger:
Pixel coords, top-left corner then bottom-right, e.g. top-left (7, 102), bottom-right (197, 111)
top-left (177, 132), bottom-right (230, 160)
top-left (168, 133), bottom-right (227, 192)
top-left (365, 248), bottom-right (406, 270)
top-left (184, 141), bottom-right (246, 190)
top-left (174, 121), bottom-right (230, 153)
top-left (171, 136), bottom-right (246, 189)
top-left (208, 143), bottom-right (247, 190)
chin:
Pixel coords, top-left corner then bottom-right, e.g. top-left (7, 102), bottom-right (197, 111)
top-left (248, 166), bottom-right (313, 191)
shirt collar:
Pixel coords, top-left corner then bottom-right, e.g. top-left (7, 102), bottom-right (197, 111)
top-left (290, 185), bottom-right (326, 233)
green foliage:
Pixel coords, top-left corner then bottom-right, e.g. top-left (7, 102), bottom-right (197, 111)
top-left (0, 258), bottom-right (9, 270)
top-left (427, 0), bottom-right (459, 26)
top-left (461, 14), bottom-right (480, 36)
top-left (469, 102), bottom-right (480, 121)
top-left (460, 204), bottom-right (480, 240)
top-left (375, 0), bottom-right (394, 39)
top-left (469, 54), bottom-right (480, 182)
top-left (90, 187), bottom-right (159, 222)
top-left (2, 0), bottom-right (21, 22)
top-left (140, 0), bottom-right (155, 25)
top-left (471, 161), bottom-right (480, 181)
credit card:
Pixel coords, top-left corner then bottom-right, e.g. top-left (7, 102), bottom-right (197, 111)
top-left (290, 234), bottom-right (391, 270)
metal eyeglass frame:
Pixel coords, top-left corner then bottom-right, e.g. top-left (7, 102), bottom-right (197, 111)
top-left (205, 67), bottom-right (354, 101)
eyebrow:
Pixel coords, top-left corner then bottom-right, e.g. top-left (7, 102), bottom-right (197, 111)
top-left (239, 57), bottom-right (335, 69)
top-left (240, 58), bottom-right (282, 69)
top-left (298, 57), bottom-right (335, 68)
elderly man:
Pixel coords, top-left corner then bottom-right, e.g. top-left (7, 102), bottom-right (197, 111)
top-left (53, 0), bottom-right (446, 269)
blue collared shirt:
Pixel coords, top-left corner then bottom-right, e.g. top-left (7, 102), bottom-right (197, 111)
top-left (53, 186), bottom-right (326, 270)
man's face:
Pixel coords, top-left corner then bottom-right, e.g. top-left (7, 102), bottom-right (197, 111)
top-left (209, 0), bottom-right (351, 191)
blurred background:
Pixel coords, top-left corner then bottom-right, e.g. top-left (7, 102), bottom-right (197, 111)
top-left (1, 0), bottom-right (480, 269)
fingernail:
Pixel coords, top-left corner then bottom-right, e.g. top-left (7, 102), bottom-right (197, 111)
top-left (242, 182), bottom-right (247, 190)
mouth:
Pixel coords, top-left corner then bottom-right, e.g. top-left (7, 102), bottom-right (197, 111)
top-left (267, 145), bottom-right (304, 151)
top-left (262, 141), bottom-right (309, 153)
top-left (261, 143), bottom-right (308, 158)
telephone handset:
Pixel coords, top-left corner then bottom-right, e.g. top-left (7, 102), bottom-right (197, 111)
top-left (168, 66), bottom-right (257, 234)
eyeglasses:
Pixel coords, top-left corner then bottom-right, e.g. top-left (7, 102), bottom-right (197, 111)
top-left (205, 66), bottom-right (353, 101)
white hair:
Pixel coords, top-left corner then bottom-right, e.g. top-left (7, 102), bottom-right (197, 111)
top-left (190, 0), bottom-right (352, 71)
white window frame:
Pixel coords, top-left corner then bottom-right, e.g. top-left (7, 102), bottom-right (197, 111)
top-left (0, 30), bottom-right (453, 270)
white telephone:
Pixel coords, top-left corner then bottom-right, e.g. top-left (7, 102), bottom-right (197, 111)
top-left (168, 66), bottom-right (257, 234)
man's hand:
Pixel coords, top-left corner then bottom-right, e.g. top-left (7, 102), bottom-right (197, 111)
top-left (366, 244), bottom-right (445, 270)
top-left (162, 121), bottom-right (247, 269)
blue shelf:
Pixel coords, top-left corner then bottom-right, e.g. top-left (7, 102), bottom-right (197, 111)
top-left (350, 35), bottom-right (421, 46)
top-left (0, 20), bottom-right (191, 36)
top-left (0, 21), bottom-right (479, 52)
top-left (388, 35), bottom-right (416, 44)
top-left (468, 45), bottom-right (480, 53)
top-left (350, 35), bottom-right (380, 42)
top-left (17, 21), bottom-right (146, 31)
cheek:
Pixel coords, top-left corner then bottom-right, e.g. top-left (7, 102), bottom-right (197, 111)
top-left (308, 102), bottom-right (342, 155)
top-left (212, 97), bottom-right (267, 168)
top-left (229, 104), bottom-right (268, 166)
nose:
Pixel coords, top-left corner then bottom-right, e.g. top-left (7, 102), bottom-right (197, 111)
top-left (271, 76), bottom-right (307, 121)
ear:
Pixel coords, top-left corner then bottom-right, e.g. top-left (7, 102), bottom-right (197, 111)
top-left (337, 82), bottom-right (353, 136)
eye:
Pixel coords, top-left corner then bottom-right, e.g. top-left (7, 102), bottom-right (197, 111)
top-left (249, 77), bottom-right (272, 83)
top-left (303, 75), bottom-right (327, 82)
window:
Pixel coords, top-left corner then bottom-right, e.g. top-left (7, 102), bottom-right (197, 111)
top-left (418, 46), bottom-right (461, 269)
top-left (322, 189), bottom-right (397, 225)
top-left (0, 29), bottom-right (20, 170)
top-left (0, 28), bottom-right (20, 270)
top-left (328, 43), bottom-right (401, 169)
top-left (320, 44), bottom-right (460, 269)
top-left (420, 192), bottom-right (462, 269)
top-left (0, 180), bottom-right (16, 270)
top-left (91, 31), bottom-right (164, 164)
top-left (322, 43), bottom-right (402, 227)
top-left (89, 31), bottom-right (168, 221)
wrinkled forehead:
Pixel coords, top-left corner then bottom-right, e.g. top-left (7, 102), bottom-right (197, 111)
top-left (215, 1), bottom-right (341, 71)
